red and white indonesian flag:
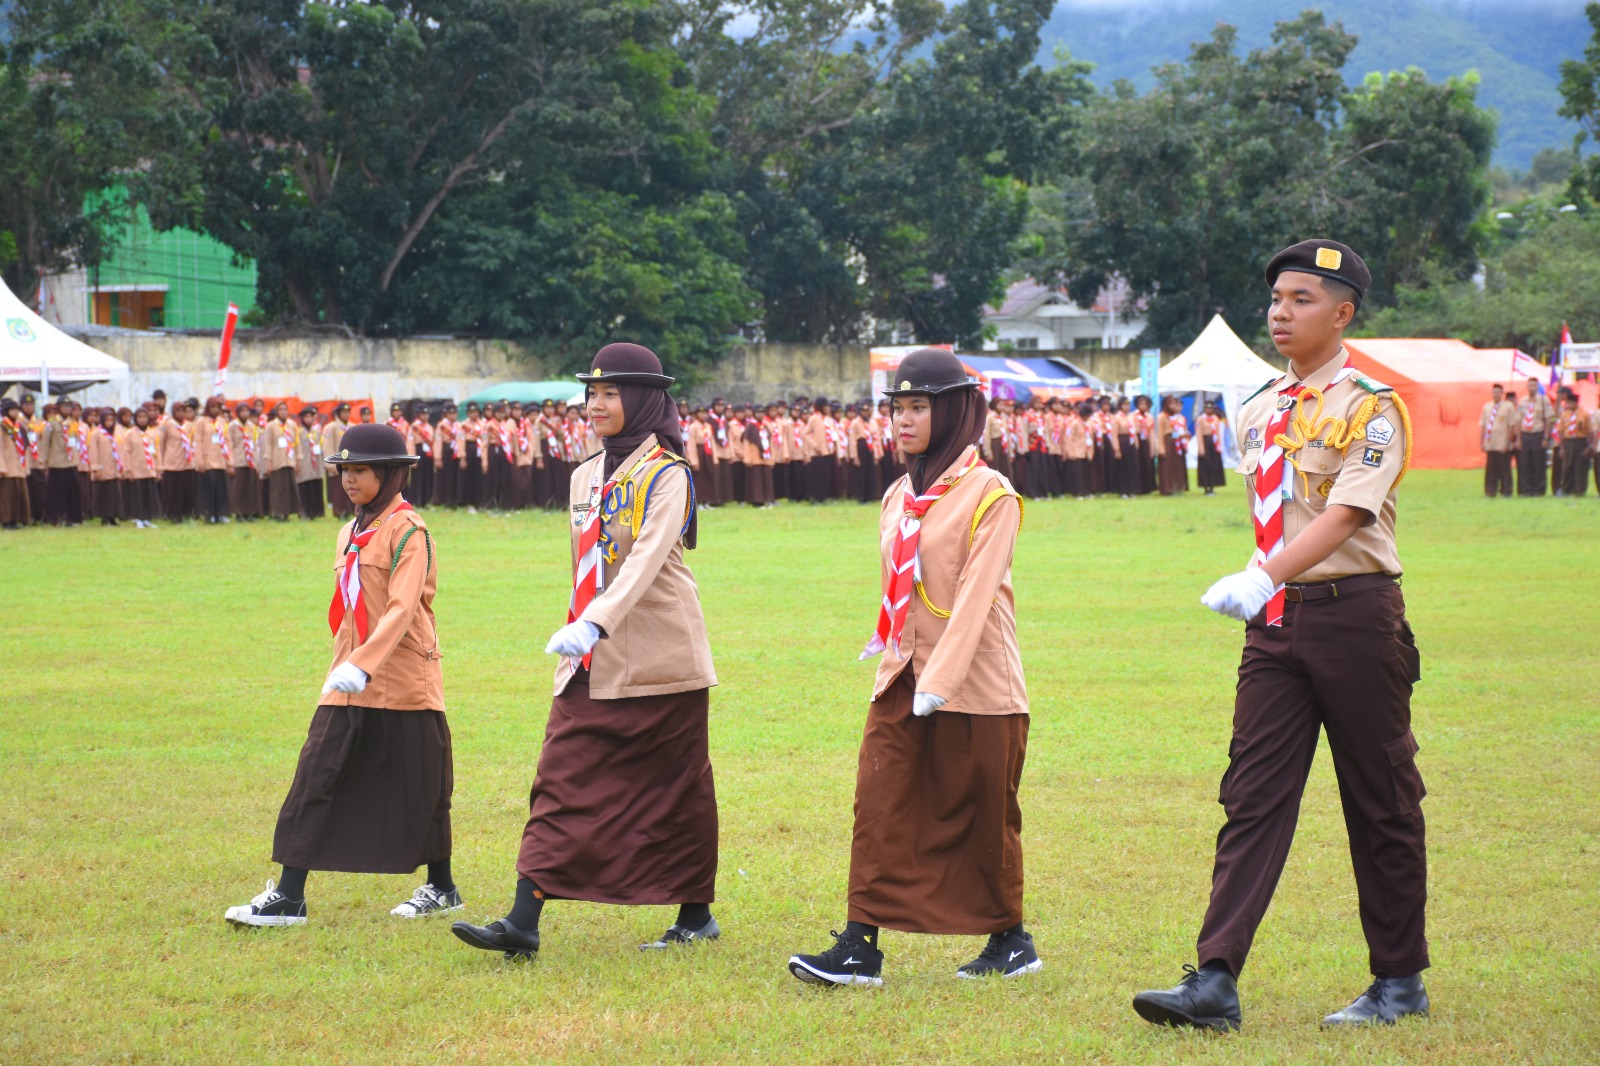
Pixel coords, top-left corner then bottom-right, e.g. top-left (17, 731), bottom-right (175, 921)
top-left (213, 303), bottom-right (239, 394)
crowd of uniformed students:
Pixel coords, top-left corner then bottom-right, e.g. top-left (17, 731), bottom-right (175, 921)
top-left (1478, 380), bottom-right (1600, 498)
top-left (0, 386), bottom-right (1240, 531)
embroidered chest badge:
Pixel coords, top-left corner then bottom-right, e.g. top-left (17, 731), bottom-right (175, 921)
top-left (1365, 415), bottom-right (1395, 446)
top-left (1317, 477), bottom-right (1334, 499)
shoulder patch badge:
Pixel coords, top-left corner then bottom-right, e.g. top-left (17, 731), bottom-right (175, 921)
top-left (1365, 415), bottom-right (1395, 446)
top-left (1362, 447), bottom-right (1384, 468)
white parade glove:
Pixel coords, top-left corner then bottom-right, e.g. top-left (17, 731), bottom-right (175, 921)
top-left (1201, 568), bottom-right (1281, 622)
top-left (545, 620), bottom-right (602, 658)
top-left (912, 692), bottom-right (947, 718)
top-left (322, 661), bottom-right (369, 695)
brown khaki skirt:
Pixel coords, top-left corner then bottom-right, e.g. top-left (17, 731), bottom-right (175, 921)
top-left (848, 672), bottom-right (1028, 935)
top-left (517, 672), bottom-right (717, 905)
top-left (273, 705), bottom-right (453, 873)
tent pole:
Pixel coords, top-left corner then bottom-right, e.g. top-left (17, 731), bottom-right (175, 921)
top-left (41, 361), bottom-right (49, 405)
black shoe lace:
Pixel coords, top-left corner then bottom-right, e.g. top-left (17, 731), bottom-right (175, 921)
top-left (822, 929), bottom-right (868, 965)
top-left (1178, 963), bottom-right (1203, 987)
top-left (1360, 978), bottom-right (1387, 1006)
top-left (973, 933), bottom-right (1008, 962)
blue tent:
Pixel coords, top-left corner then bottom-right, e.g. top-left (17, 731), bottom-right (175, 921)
top-left (956, 353), bottom-right (1106, 403)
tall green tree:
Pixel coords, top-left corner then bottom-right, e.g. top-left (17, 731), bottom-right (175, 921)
top-left (1558, 2), bottom-right (1600, 204)
top-left (0, 0), bottom-right (209, 302)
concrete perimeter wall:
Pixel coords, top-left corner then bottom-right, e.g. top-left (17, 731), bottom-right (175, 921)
top-left (67, 332), bottom-right (1201, 411)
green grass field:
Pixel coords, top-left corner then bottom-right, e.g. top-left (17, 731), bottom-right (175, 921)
top-left (2, 470), bottom-right (1596, 1064)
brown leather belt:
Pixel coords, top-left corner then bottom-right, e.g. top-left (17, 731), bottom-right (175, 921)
top-left (1282, 572), bottom-right (1397, 602)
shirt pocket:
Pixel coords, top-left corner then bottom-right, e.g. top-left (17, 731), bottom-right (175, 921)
top-left (1295, 446), bottom-right (1343, 510)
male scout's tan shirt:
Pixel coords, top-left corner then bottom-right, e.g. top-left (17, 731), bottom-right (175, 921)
top-left (559, 434), bottom-right (716, 700)
top-left (325, 497), bottom-right (443, 710)
top-left (1479, 399), bottom-right (1517, 452)
top-left (872, 445), bottom-right (1027, 715)
top-left (1235, 348), bottom-right (1406, 581)
top-left (1519, 394), bottom-right (1555, 436)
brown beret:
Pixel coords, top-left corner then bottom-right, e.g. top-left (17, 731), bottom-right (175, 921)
top-left (1266, 239), bottom-right (1370, 306)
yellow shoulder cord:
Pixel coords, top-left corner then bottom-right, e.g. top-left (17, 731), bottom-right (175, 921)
top-left (1389, 392), bottom-right (1414, 488)
top-left (628, 458), bottom-right (693, 539)
top-left (914, 487), bottom-right (1023, 619)
top-left (1273, 387), bottom-right (1411, 497)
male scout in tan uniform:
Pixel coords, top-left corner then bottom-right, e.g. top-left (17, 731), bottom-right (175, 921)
top-left (1479, 384), bottom-right (1517, 498)
top-left (1516, 377), bottom-right (1555, 496)
top-left (1133, 240), bottom-right (1429, 1032)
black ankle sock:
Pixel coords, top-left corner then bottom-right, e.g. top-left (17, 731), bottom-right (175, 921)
top-left (277, 866), bottom-right (308, 901)
top-left (504, 877), bottom-right (544, 931)
top-left (426, 860), bottom-right (454, 894)
top-left (1003, 921), bottom-right (1026, 938)
top-left (1199, 958), bottom-right (1234, 977)
top-left (675, 903), bottom-right (712, 931)
top-left (844, 920), bottom-right (879, 948)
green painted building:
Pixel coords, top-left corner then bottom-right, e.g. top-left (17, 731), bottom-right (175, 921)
top-left (83, 193), bottom-right (257, 331)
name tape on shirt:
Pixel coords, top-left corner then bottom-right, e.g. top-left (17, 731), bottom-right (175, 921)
top-left (1365, 415), bottom-right (1395, 446)
top-left (1362, 447), bottom-right (1384, 467)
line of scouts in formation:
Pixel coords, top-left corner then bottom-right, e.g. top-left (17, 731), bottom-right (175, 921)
top-left (1477, 379), bottom-right (1600, 498)
top-left (0, 378), bottom-right (1239, 532)
top-left (73, 239), bottom-right (1415, 1035)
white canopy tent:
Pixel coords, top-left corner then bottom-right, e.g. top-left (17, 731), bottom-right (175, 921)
top-left (0, 277), bottom-right (130, 405)
top-left (1126, 314), bottom-right (1281, 465)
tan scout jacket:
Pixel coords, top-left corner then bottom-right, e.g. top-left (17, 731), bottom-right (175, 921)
top-left (557, 434), bottom-right (716, 700)
top-left (1235, 348), bottom-right (1407, 581)
top-left (1479, 400), bottom-right (1517, 452)
top-left (872, 445), bottom-right (1027, 715)
top-left (324, 498), bottom-right (443, 711)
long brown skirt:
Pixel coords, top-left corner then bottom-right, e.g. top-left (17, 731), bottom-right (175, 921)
top-left (517, 672), bottom-right (717, 905)
top-left (123, 477), bottom-right (158, 521)
top-left (231, 469), bottom-right (261, 516)
top-left (848, 672), bottom-right (1028, 935)
top-left (267, 467), bottom-right (296, 518)
top-left (1159, 447), bottom-right (1189, 496)
top-left (91, 479), bottom-right (122, 520)
top-left (745, 464), bottom-right (774, 505)
top-left (273, 705), bottom-right (453, 873)
top-left (326, 473), bottom-right (352, 518)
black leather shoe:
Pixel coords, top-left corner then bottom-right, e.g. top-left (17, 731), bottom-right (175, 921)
top-left (1322, 974), bottom-right (1429, 1026)
top-left (639, 916), bottom-right (721, 950)
top-left (1132, 965), bottom-right (1242, 1032)
top-left (451, 916), bottom-right (540, 960)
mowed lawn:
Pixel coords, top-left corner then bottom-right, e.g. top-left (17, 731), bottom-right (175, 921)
top-left (1, 469), bottom-right (1595, 1064)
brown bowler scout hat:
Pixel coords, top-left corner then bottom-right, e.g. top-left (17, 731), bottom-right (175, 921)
top-left (576, 343), bottom-right (675, 389)
top-left (882, 348), bottom-right (976, 397)
top-left (324, 423), bottom-right (419, 466)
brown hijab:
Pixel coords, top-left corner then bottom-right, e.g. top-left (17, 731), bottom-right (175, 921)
top-left (910, 388), bottom-right (988, 495)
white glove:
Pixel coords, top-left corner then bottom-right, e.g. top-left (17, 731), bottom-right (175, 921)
top-left (322, 661), bottom-right (369, 695)
top-left (545, 620), bottom-right (602, 658)
top-left (912, 692), bottom-right (947, 717)
top-left (1201, 568), bottom-right (1281, 622)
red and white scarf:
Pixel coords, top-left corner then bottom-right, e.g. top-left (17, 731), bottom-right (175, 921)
top-left (213, 419), bottom-right (232, 465)
top-left (566, 446), bottom-right (666, 670)
top-left (861, 448), bottom-right (986, 660)
top-left (328, 501), bottom-right (413, 645)
top-left (6, 420), bottom-right (27, 466)
top-left (1483, 402), bottom-right (1499, 448)
top-left (100, 426), bottom-right (124, 475)
top-left (142, 429), bottom-right (160, 473)
top-left (178, 423), bottom-right (195, 466)
top-left (1171, 414), bottom-right (1189, 454)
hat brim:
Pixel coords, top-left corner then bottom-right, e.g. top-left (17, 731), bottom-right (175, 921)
top-left (1268, 265), bottom-right (1365, 305)
top-left (324, 452), bottom-right (420, 467)
top-left (576, 371), bottom-right (675, 388)
top-left (882, 377), bottom-right (979, 398)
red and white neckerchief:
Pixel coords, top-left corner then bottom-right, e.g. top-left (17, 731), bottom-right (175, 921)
top-left (412, 419), bottom-right (433, 456)
top-left (328, 501), bottom-right (413, 645)
top-left (1209, 416), bottom-right (1225, 453)
top-left (712, 413), bottom-right (728, 447)
top-left (100, 426), bottom-right (124, 475)
top-left (6, 420), bottom-right (26, 466)
top-left (1171, 414), bottom-right (1189, 454)
top-left (796, 420), bottom-right (808, 453)
top-left (1563, 410), bottom-right (1583, 438)
top-left (496, 419), bottom-right (514, 459)
top-left (25, 424), bottom-right (41, 465)
top-left (142, 429), bottom-right (160, 473)
top-left (1250, 367), bottom-right (1359, 625)
top-left (566, 446), bottom-right (667, 670)
top-left (240, 428), bottom-right (256, 470)
top-left (757, 422), bottom-right (772, 460)
top-left (1521, 401), bottom-right (1536, 432)
top-left (541, 417), bottom-right (560, 453)
top-left (178, 423), bottom-right (195, 465)
top-left (214, 419), bottom-right (233, 464)
top-left (861, 448), bottom-right (986, 660)
top-left (64, 421), bottom-right (84, 464)
top-left (1483, 402), bottom-right (1499, 448)
top-left (387, 417), bottom-right (408, 437)
top-left (256, 412), bottom-right (267, 428)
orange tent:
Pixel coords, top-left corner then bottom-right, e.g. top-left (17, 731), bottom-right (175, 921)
top-left (239, 396), bottom-right (377, 420)
top-left (1341, 339), bottom-right (1595, 469)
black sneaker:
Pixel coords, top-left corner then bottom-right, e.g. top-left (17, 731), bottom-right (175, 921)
top-left (391, 883), bottom-right (465, 918)
top-left (224, 879), bottom-right (308, 927)
top-left (640, 915), bottom-right (721, 950)
top-left (788, 929), bottom-right (884, 987)
top-left (957, 929), bottom-right (1043, 978)
top-left (450, 916), bottom-right (540, 960)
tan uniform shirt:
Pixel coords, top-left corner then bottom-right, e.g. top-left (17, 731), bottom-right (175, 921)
top-left (122, 426), bottom-right (160, 479)
top-left (558, 435), bottom-right (716, 700)
top-left (321, 421), bottom-right (348, 465)
top-left (229, 422), bottom-right (258, 471)
top-left (258, 418), bottom-right (297, 473)
top-left (194, 416), bottom-right (228, 471)
top-left (1064, 416), bottom-right (1092, 460)
top-left (1479, 399), bottom-right (1517, 452)
top-left (294, 422), bottom-right (324, 482)
top-left (1518, 394), bottom-right (1555, 437)
top-left (88, 427), bottom-right (122, 481)
top-left (1195, 414), bottom-right (1224, 456)
top-left (1235, 348), bottom-right (1406, 581)
top-left (872, 444), bottom-right (1026, 714)
top-left (1558, 407), bottom-right (1591, 440)
top-left (159, 420), bottom-right (196, 472)
top-left (0, 419), bottom-right (28, 478)
top-left (42, 418), bottom-right (75, 469)
top-left (805, 412), bottom-right (833, 458)
top-left (25, 418), bottom-right (45, 472)
top-left (325, 499), bottom-right (443, 710)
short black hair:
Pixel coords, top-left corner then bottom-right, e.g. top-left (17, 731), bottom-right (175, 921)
top-left (1320, 275), bottom-right (1359, 311)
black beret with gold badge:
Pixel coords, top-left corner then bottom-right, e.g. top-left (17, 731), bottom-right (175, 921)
top-left (1265, 239), bottom-right (1371, 307)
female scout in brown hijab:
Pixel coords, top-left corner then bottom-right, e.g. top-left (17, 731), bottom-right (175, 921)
top-left (788, 347), bottom-right (1039, 987)
top-left (451, 342), bottom-right (719, 960)
top-left (225, 424), bottom-right (458, 926)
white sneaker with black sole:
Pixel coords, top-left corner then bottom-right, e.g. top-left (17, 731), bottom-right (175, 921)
top-left (957, 928), bottom-right (1043, 978)
top-left (391, 883), bottom-right (464, 918)
top-left (224, 879), bottom-right (308, 927)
